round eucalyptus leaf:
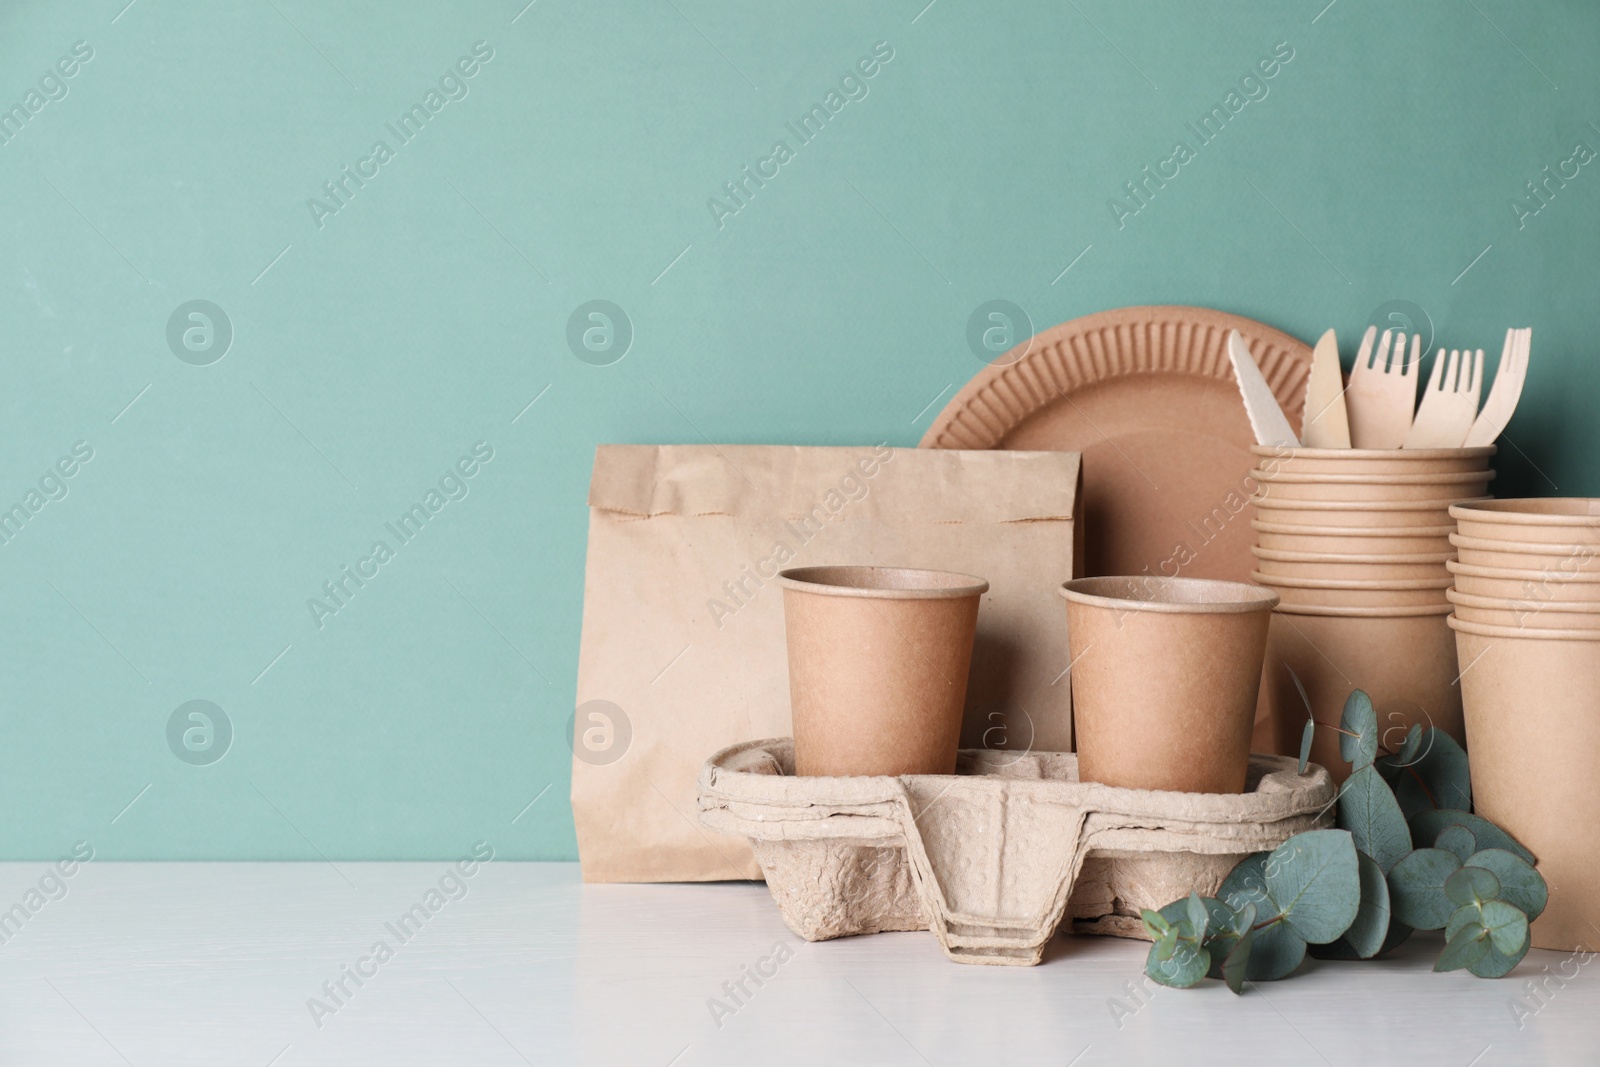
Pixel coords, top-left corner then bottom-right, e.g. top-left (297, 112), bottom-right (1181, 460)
top-left (1340, 690), bottom-right (1379, 770)
top-left (1436, 824), bottom-right (1477, 864)
top-left (1388, 847), bottom-right (1462, 930)
top-left (1298, 717), bottom-right (1315, 775)
top-left (1141, 908), bottom-right (1171, 940)
top-left (1411, 810), bottom-right (1534, 865)
top-left (1466, 849), bottom-right (1548, 921)
top-left (1338, 765), bottom-right (1413, 871)
top-left (1219, 852), bottom-right (1273, 914)
top-left (1342, 850), bottom-right (1392, 959)
top-left (1478, 900), bottom-right (1529, 956)
top-left (1263, 830), bottom-right (1361, 944)
top-left (1468, 934), bottom-right (1530, 978)
top-left (1382, 728), bottom-right (1472, 818)
top-left (1146, 938), bottom-right (1210, 988)
top-left (1245, 916), bottom-right (1307, 981)
top-left (1436, 924), bottom-right (1490, 972)
top-left (1446, 903), bottom-right (1479, 943)
top-left (1446, 866), bottom-right (1501, 908)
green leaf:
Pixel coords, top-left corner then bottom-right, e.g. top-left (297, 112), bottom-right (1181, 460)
top-left (1479, 900), bottom-right (1530, 956)
top-left (1145, 938), bottom-right (1210, 988)
top-left (1262, 830), bottom-right (1362, 944)
top-left (1436, 825), bottom-right (1477, 863)
top-left (1223, 925), bottom-right (1255, 995)
top-left (1200, 900), bottom-right (1256, 979)
top-left (1187, 891), bottom-right (1210, 944)
top-left (1219, 853), bottom-right (1273, 915)
top-left (1380, 728), bottom-right (1472, 818)
top-left (1397, 724), bottom-right (1424, 766)
top-left (1388, 848), bottom-right (1463, 930)
top-left (1466, 849), bottom-right (1548, 921)
top-left (1141, 908), bottom-right (1171, 940)
top-left (1246, 916), bottom-right (1308, 980)
top-left (1468, 937), bottom-right (1531, 979)
top-left (1446, 902), bottom-right (1480, 943)
top-left (1446, 866), bottom-right (1501, 908)
top-left (1341, 851), bottom-right (1392, 959)
top-left (1218, 848), bottom-right (1326, 981)
top-left (1410, 809), bottom-right (1535, 865)
top-left (1436, 924), bottom-right (1490, 972)
top-left (1298, 718), bottom-right (1315, 775)
top-left (1337, 766), bottom-right (1413, 871)
top-left (1340, 690), bottom-right (1379, 770)
top-left (1155, 927), bottom-right (1179, 961)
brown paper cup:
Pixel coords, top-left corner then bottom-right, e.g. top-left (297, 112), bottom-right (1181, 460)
top-left (780, 566), bottom-right (988, 777)
top-left (1263, 610), bottom-right (1464, 784)
top-left (1253, 571), bottom-right (1453, 609)
top-left (1253, 519), bottom-right (1457, 556)
top-left (1252, 444), bottom-right (1495, 475)
top-left (1450, 616), bottom-right (1600, 949)
top-left (1447, 559), bottom-right (1600, 604)
top-left (1253, 497), bottom-right (1485, 528)
top-left (1252, 470), bottom-right (1495, 506)
top-left (1060, 576), bottom-right (1277, 794)
top-left (1270, 601), bottom-right (1455, 618)
top-left (1446, 589), bottom-right (1600, 631)
top-left (1450, 532), bottom-right (1600, 573)
top-left (1251, 546), bottom-right (1454, 582)
top-left (1451, 499), bottom-right (1600, 545)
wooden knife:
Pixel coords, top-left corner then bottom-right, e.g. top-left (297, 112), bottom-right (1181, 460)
top-left (1228, 331), bottom-right (1300, 448)
top-left (1300, 328), bottom-right (1351, 448)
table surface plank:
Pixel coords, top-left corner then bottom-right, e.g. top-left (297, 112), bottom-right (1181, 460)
top-left (0, 861), bottom-right (1590, 1066)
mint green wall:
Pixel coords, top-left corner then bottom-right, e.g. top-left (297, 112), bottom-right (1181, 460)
top-left (2, 0), bottom-right (1595, 859)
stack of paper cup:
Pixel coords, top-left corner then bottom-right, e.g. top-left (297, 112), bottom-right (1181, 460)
top-left (1246, 445), bottom-right (1496, 780)
top-left (1446, 498), bottom-right (1600, 950)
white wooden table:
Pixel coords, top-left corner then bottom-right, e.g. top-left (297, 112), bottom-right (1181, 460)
top-left (0, 861), bottom-right (1590, 1065)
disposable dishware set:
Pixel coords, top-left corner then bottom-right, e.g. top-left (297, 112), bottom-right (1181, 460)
top-left (570, 305), bottom-right (1585, 968)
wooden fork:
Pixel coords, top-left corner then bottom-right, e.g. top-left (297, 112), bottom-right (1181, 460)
top-left (1346, 326), bottom-right (1420, 448)
top-left (1463, 328), bottom-right (1532, 447)
top-left (1403, 347), bottom-right (1483, 448)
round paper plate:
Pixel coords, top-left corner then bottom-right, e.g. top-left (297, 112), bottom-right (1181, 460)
top-left (921, 306), bottom-right (1312, 584)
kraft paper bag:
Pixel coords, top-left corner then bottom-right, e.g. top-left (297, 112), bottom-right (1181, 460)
top-left (573, 444), bottom-right (1082, 882)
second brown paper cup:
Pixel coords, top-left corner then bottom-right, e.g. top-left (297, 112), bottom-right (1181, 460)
top-left (1060, 576), bottom-right (1278, 794)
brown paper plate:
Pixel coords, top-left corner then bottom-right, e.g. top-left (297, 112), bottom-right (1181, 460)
top-left (921, 306), bottom-right (1311, 583)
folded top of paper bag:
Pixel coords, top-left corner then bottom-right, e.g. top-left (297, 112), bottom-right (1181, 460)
top-left (588, 444), bottom-right (1078, 526)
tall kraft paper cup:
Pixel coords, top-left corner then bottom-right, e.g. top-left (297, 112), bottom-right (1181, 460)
top-left (1060, 576), bottom-right (1278, 794)
top-left (779, 566), bottom-right (988, 777)
top-left (1450, 615), bottom-right (1600, 950)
